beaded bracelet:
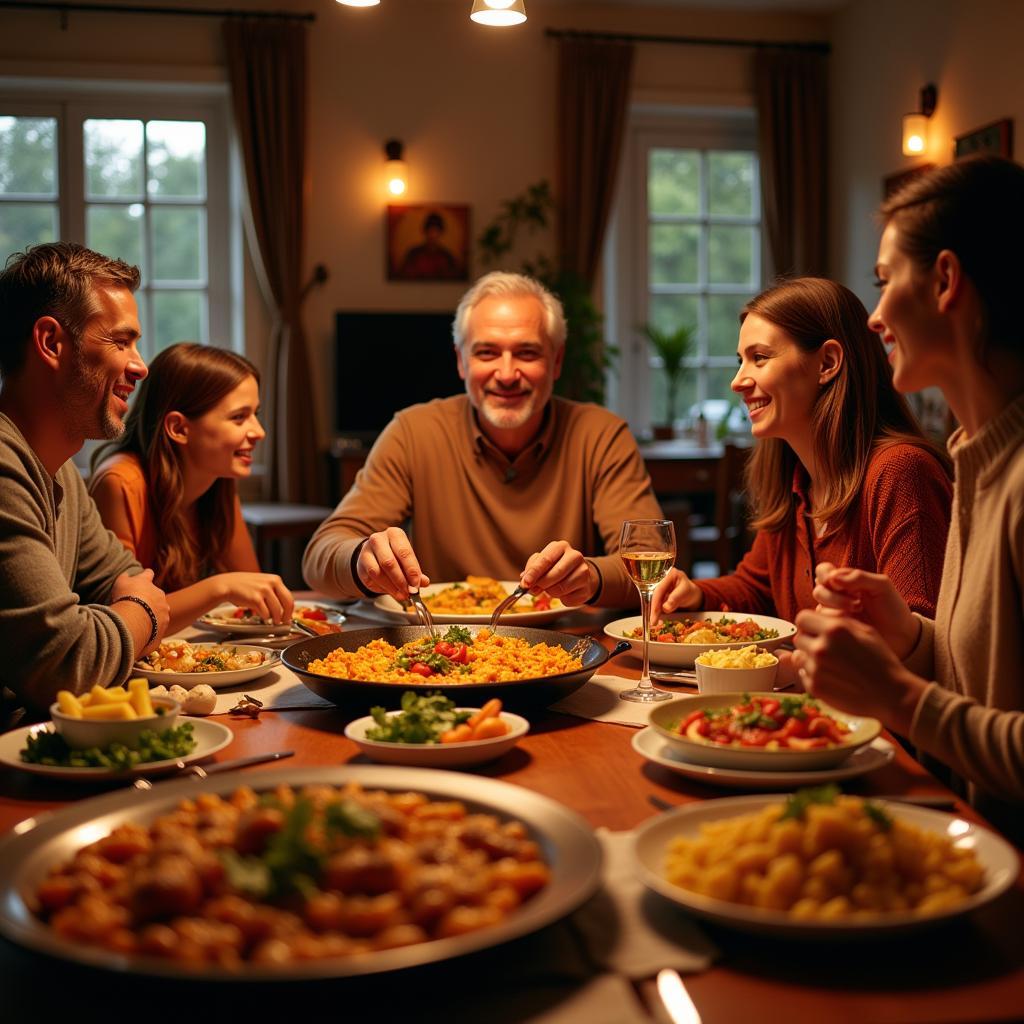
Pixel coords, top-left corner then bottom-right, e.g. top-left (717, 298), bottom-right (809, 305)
top-left (112, 594), bottom-right (159, 648)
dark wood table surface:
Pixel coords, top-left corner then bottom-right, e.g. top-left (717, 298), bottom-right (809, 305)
top-left (0, 602), bottom-right (1021, 1022)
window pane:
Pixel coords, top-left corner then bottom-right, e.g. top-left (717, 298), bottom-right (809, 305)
top-left (708, 225), bottom-right (754, 285)
top-left (0, 116), bottom-right (57, 196)
top-left (153, 290), bottom-right (204, 351)
top-left (0, 202), bottom-right (58, 252)
top-left (706, 365), bottom-right (739, 403)
top-left (650, 362), bottom-right (698, 428)
top-left (708, 151), bottom-right (755, 217)
top-left (648, 149), bottom-right (699, 216)
top-left (707, 294), bottom-right (753, 357)
top-left (85, 119), bottom-right (144, 199)
top-left (147, 120), bottom-right (205, 199)
top-left (86, 203), bottom-right (145, 272)
top-left (650, 224), bottom-right (699, 285)
top-left (649, 293), bottom-right (699, 338)
top-left (151, 207), bottom-right (204, 281)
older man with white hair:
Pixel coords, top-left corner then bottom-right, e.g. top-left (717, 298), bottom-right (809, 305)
top-left (303, 271), bottom-right (664, 608)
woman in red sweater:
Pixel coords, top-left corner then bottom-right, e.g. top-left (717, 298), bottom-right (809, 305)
top-left (652, 277), bottom-right (952, 633)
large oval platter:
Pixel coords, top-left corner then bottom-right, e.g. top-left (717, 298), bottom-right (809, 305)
top-left (373, 580), bottom-right (575, 626)
top-left (0, 765), bottom-right (602, 980)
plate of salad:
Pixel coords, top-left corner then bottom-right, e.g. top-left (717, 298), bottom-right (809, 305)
top-left (344, 691), bottom-right (529, 767)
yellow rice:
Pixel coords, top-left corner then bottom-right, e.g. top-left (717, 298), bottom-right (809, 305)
top-left (307, 630), bottom-right (582, 683)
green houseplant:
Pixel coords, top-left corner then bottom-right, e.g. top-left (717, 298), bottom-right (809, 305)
top-left (641, 322), bottom-right (695, 438)
top-left (477, 181), bottom-right (612, 405)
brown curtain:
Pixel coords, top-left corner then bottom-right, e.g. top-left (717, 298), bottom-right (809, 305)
top-left (753, 50), bottom-right (828, 278)
top-left (223, 16), bottom-right (320, 504)
top-left (556, 37), bottom-right (635, 288)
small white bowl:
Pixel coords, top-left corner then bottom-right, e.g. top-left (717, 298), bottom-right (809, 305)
top-left (50, 696), bottom-right (181, 751)
top-left (694, 655), bottom-right (778, 694)
top-left (344, 709), bottom-right (529, 767)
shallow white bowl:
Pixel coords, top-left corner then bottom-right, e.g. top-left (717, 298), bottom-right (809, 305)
top-left (50, 696), bottom-right (181, 751)
top-left (605, 611), bottom-right (796, 668)
top-left (648, 693), bottom-right (881, 771)
top-left (694, 655), bottom-right (778, 694)
top-left (344, 709), bottom-right (529, 767)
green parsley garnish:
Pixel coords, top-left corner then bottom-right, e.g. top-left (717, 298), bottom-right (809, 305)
top-left (20, 723), bottom-right (196, 771)
top-left (863, 800), bottom-right (893, 830)
top-left (781, 784), bottom-right (841, 820)
top-left (365, 691), bottom-right (471, 744)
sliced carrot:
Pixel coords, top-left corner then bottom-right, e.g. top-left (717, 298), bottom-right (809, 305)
top-left (440, 724), bottom-right (474, 744)
top-left (467, 699), bottom-right (502, 730)
top-left (471, 717), bottom-right (509, 741)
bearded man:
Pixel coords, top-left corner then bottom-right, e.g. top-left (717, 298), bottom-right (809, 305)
top-left (303, 271), bottom-right (663, 608)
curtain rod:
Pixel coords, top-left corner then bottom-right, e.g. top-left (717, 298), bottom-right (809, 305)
top-left (0, 1), bottom-right (315, 21)
top-left (545, 27), bottom-right (829, 54)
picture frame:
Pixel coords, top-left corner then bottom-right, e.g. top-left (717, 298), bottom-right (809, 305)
top-left (954, 118), bottom-right (1013, 160)
top-left (882, 163), bottom-right (935, 199)
top-left (387, 203), bottom-right (470, 282)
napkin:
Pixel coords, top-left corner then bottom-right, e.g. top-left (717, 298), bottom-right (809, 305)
top-left (549, 674), bottom-right (669, 727)
top-left (569, 828), bottom-right (717, 979)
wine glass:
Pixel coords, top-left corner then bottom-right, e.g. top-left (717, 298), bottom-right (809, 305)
top-left (618, 519), bottom-right (676, 702)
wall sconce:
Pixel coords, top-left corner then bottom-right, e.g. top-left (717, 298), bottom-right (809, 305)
top-left (902, 84), bottom-right (937, 156)
top-left (470, 0), bottom-right (527, 27)
top-left (336, 1), bottom-right (380, 7)
top-left (384, 139), bottom-right (407, 197)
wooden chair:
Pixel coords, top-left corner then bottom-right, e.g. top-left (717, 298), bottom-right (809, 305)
top-left (687, 443), bottom-right (753, 574)
top-left (241, 503), bottom-right (334, 586)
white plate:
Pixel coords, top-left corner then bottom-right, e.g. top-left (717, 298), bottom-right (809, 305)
top-left (606, 611), bottom-right (796, 668)
top-left (0, 719), bottom-right (233, 782)
top-left (196, 603), bottom-right (346, 637)
top-left (345, 710), bottom-right (529, 767)
top-left (633, 794), bottom-right (1020, 939)
top-left (647, 694), bottom-right (882, 771)
top-left (373, 581), bottom-right (574, 626)
top-left (132, 642), bottom-right (280, 689)
top-left (0, 765), bottom-right (602, 979)
top-left (633, 728), bottom-right (896, 789)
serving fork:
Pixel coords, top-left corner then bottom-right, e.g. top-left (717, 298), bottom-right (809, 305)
top-left (487, 584), bottom-right (529, 632)
top-left (407, 587), bottom-right (438, 639)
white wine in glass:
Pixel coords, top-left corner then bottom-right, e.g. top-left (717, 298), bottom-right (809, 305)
top-left (618, 519), bottom-right (676, 703)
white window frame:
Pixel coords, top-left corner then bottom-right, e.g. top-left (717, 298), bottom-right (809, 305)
top-left (0, 79), bottom-right (242, 357)
top-left (605, 104), bottom-right (763, 433)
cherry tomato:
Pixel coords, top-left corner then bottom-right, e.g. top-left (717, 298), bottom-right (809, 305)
top-left (451, 643), bottom-right (469, 664)
top-left (739, 728), bottom-right (772, 747)
top-left (301, 607), bottom-right (327, 621)
top-left (679, 710), bottom-right (706, 734)
top-left (233, 608), bottom-right (251, 619)
top-left (759, 698), bottom-right (781, 717)
top-left (409, 662), bottom-right (433, 677)
top-left (433, 642), bottom-right (455, 658)
top-left (533, 597), bottom-right (551, 611)
top-left (777, 716), bottom-right (809, 741)
top-left (656, 633), bottom-right (676, 644)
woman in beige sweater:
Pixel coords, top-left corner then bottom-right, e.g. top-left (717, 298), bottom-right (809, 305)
top-left (794, 157), bottom-right (1024, 841)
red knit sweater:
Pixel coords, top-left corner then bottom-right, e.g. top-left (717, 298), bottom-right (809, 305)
top-left (696, 442), bottom-right (952, 622)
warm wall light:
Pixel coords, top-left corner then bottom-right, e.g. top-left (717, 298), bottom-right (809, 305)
top-left (902, 83), bottom-right (937, 156)
top-left (470, 0), bottom-right (527, 27)
top-left (384, 139), bottom-right (407, 197)
top-left (337, 1), bottom-right (380, 7)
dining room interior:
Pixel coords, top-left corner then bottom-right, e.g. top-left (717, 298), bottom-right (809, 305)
top-left (0, 1), bottom-right (1023, 1020)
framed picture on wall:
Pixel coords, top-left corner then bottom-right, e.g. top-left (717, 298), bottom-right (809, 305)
top-left (882, 163), bottom-right (935, 199)
top-left (954, 118), bottom-right (1014, 160)
top-left (387, 204), bottom-right (470, 282)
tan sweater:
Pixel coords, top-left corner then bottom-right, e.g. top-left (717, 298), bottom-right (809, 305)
top-left (905, 393), bottom-right (1024, 841)
top-left (303, 396), bottom-right (664, 608)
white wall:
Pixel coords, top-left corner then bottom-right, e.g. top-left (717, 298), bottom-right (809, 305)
top-left (829, 0), bottom-right (1024, 307)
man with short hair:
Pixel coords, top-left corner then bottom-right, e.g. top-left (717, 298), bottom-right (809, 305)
top-left (0, 242), bottom-right (169, 712)
top-left (303, 271), bottom-right (664, 608)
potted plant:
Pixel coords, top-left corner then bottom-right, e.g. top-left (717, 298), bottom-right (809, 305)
top-left (641, 322), bottom-right (695, 439)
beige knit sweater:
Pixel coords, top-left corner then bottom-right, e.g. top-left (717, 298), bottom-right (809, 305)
top-left (906, 392), bottom-right (1024, 841)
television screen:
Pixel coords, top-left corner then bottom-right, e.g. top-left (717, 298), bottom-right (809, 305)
top-left (335, 311), bottom-right (463, 439)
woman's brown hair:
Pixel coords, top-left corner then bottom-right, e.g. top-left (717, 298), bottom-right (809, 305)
top-left (91, 343), bottom-right (260, 589)
top-left (879, 155), bottom-right (1024, 361)
top-left (742, 277), bottom-right (949, 533)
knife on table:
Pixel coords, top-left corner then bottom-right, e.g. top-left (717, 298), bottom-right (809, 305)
top-left (132, 750), bottom-right (294, 789)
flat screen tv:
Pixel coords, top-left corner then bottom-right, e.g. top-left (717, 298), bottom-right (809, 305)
top-left (335, 310), bottom-right (463, 441)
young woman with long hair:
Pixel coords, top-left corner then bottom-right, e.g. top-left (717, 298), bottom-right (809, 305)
top-left (795, 157), bottom-right (1024, 841)
top-left (90, 342), bottom-right (293, 634)
top-left (652, 277), bottom-right (953, 640)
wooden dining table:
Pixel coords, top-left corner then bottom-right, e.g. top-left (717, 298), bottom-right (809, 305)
top-left (0, 600), bottom-right (1022, 1022)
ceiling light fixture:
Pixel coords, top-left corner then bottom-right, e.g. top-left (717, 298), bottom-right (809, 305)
top-left (470, 0), bottom-right (527, 27)
top-left (902, 83), bottom-right (937, 156)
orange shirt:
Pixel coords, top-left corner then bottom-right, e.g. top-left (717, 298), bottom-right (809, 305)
top-left (89, 453), bottom-right (259, 583)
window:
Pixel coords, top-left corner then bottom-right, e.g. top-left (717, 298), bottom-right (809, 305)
top-left (0, 85), bottom-right (239, 360)
top-left (605, 107), bottom-right (762, 435)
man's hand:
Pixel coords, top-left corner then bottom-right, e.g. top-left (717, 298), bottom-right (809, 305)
top-left (216, 572), bottom-right (294, 624)
top-left (110, 569), bottom-right (170, 656)
top-left (356, 527), bottom-right (429, 604)
top-left (520, 540), bottom-right (597, 607)
top-left (650, 567), bottom-right (703, 622)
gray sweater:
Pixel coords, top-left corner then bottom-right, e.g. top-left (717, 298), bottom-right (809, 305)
top-left (0, 413), bottom-right (141, 712)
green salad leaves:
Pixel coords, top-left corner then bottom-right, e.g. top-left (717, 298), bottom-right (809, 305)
top-left (20, 722), bottom-right (197, 770)
top-left (365, 691), bottom-right (471, 744)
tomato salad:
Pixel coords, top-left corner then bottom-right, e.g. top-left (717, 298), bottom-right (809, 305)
top-left (631, 616), bottom-right (781, 645)
top-left (676, 694), bottom-right (852, 750)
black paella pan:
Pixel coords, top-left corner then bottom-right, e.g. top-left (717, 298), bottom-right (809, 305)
top-left (282, 624), bottom-right (630, 712)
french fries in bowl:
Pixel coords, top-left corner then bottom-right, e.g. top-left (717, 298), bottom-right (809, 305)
top-left (50, 679), bottom-right (181, 750)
